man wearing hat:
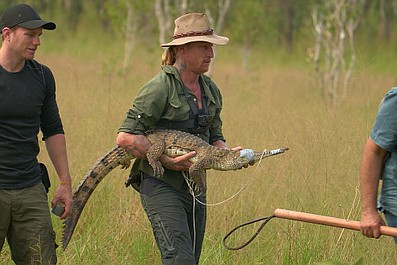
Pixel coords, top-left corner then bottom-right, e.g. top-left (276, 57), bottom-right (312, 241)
top-left (117, 13), bottom-right (244, 264)
top-left (0, 4), bottom-right (72, 264)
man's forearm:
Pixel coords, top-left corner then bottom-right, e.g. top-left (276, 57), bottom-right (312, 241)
top-left (45, 134), bottom-right (72, 183)
top-left (116, 132), bottom-right (151, 159)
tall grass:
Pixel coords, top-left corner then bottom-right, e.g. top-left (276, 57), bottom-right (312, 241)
top-left (2, 34), bottom-right (397, 264)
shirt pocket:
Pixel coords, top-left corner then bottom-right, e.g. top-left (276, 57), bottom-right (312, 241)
top-left (162, 95), bottom-right (191, 121)
top-left (206, 95), bottom-right (221, 119)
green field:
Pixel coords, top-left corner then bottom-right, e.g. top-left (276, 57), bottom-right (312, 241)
top-left (2, 31), bottom-right (397, 264)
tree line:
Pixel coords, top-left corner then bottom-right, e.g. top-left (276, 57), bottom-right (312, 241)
top-left (1, 0), bottom-right (396, 103)
top-left (1, 0), bottom-right (396, 50)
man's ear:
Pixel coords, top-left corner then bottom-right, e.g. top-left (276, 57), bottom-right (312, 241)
top-left (1, 27), bottom-right (12, 41)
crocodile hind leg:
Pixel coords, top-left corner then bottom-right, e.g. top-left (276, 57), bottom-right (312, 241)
top-left (188, 157), bottom-right (209, 192)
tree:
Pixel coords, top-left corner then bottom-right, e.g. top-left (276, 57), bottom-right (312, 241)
top-left (228, 0), bottom-right (266, 73)
top-left (152, 0), bottom-right (230, 76)
top-left (377, 0), bottom-right (397, 41)
top-left (277, 0), bottom-right (296, 53)
top-left (154, 0), bottom-right (188, 45)
top-left (204, 0), bottom-right (231, 76)
top-left (310, 0), bottom-right (364, 104)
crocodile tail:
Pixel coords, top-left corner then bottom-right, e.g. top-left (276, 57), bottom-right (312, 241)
top-left (252, 147), bottom-right (289, 164)
top-left (61, 146), bottom-right (133, 251)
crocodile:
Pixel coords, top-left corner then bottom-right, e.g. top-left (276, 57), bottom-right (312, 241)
top-left (61, 129), bottom-right (288, 250)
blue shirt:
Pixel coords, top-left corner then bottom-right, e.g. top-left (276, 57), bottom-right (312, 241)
top-left (370, 87), bottom-right (397, 215)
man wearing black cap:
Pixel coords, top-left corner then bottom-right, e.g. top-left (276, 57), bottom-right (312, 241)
top-left (0, 4), bottom-right (72, 264)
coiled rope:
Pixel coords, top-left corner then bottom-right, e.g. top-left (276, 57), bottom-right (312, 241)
top-left (222, 214), bottom-right (276, 250)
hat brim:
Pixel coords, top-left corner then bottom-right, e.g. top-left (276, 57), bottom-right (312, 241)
top-left (18, 20), bottom-right (56, 30)
top-left (161, 34), bottom-right (229, 47)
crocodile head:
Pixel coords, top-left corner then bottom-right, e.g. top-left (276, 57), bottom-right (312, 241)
top-left (239, 147), bottom-right (289, 165)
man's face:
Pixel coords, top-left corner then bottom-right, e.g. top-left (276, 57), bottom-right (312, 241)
top-left (183, 41), bottom-right (214, 74)
top-left (7, 26), bottom-right (42, 61)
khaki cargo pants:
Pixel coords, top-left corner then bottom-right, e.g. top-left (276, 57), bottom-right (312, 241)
top-left (0, 182), bottom-right (57, 265)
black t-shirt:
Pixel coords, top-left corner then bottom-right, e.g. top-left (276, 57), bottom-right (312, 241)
top-left (0, 60), bottom-right (64, 189)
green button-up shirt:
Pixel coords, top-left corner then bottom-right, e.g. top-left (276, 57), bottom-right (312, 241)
top-left (118, 65), bottom-right (225, 191)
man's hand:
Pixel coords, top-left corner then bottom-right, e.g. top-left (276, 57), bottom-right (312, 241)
top-left (51, 183), bottom-right (72, 219)
top-left (360, 210), bottom-right (386, 239)
top-left (159, 151), bottom-right (196, 171)
top-left (360, 138), bottom-right (387, 239)
top-left (231, 146), bottom-right (243, 151)
top-left (231, 146), bottom-right (253, 168)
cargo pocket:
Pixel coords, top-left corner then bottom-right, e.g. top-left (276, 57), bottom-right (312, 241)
top-left (152, 214), bottom-right (176, 259)
top-left (29, 229), bottom-right (57, 265)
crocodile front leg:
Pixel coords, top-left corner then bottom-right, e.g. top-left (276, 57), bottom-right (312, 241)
top-left (146, 136), bottom-right (166, 177)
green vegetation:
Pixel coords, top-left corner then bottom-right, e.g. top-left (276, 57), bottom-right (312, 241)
top-left (16, 39), bottom-right (395, 265)
top-left (2, 1), bottom-right (397, 264)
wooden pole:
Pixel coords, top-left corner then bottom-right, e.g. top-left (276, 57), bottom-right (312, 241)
top-left (274, 208), bottom-right (397, 237)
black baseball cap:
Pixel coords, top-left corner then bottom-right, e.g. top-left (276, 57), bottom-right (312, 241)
top-left (0, 4), bottom-right (56, 30)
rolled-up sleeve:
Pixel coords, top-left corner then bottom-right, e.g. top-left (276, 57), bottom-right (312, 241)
top-left (118, 75), bottom-right (169, 135)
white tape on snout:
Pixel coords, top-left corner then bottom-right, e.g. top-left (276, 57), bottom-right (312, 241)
top-left (239, 149), bottom-right (255, 162)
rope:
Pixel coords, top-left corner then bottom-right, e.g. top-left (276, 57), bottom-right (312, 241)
top-left (180, 149), bottom-right (277, 252)
top-left (222, 214), bottom-right (275, 251)
top-left (187, 148), bottom-right (270, 207)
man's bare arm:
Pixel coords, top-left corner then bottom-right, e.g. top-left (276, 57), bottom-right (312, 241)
top-left (116, 131), bottom-right (195, 171)
top-left (360, 138), bottom-right (387, 238)
top-left (45, 134), bottom-right (72, 219)
top-left (116, 132), bottom-right (151, 159)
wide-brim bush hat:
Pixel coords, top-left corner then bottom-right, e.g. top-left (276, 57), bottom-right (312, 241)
top-left (161, 13), bottom-right (229, 47)
top-left (0, 4), bottom-right (56, 30)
